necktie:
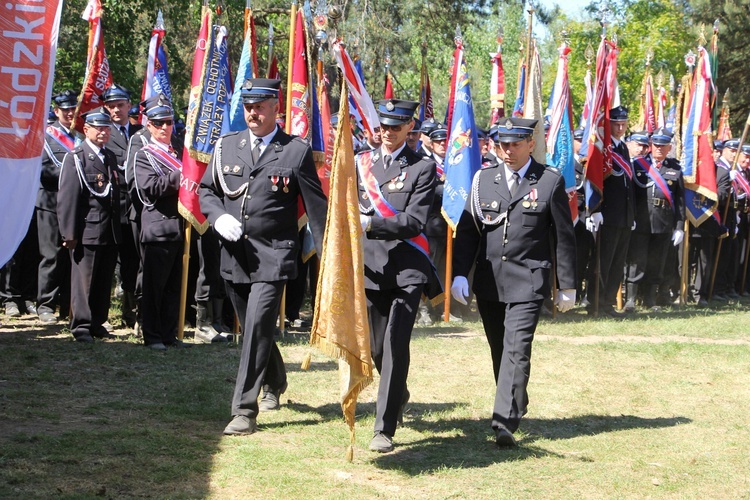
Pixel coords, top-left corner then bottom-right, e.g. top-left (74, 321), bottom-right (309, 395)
top-left (120, 126), bottom-right (128, 140)
top-left (509, 172), bottom-right (520, 197)
top-left (383, 154), bottom-right (392, 170)
top-left (251, 138), bottom-right (262, 165)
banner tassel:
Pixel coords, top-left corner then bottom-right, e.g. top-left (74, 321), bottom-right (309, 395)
top-left (300, 351), bottom-right (312, 370)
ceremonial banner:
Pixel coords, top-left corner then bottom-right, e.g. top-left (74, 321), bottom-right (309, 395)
top-left (140, 10), bottom-right (172, 124)
top-left (489, 42), bottom-right (506, 124)
top-left (637, 71), bottom-right (655, 133)
top-left (523, 40), bottom-right (545, 164)
top-left (716, 91), bottom-right (732, 141)
top-left (511, 62), bottom-right (526, 117)
top-left (289, 10), bottom-right (310, 140)
top-left (681, 46), bottom-right (718, 226)
top-left (310, 92), bottom-right (372, 462)
top-left (228, 8), bottom-right (257, 132)
top-left (419, 55), bottom-right (433, 121)
top-left (314, 75), bottom-right (332, 196)
top-left (332, 40), bottom-right (380, 136)
top-left (442, 43), bottom-right (481, 230)
top-left (547, 44), bottom-right (578, 223)
top-left (656, 81), bottom-right (668, 130)
top-left (180, 8), bottom-right (232, 233)
top-left (384, 71), bottom-right (394, 99)
top-left (583, 37), bottom-right (616, 211)
top-left (0, 0), bottom-right (63, 267)
top-left (74, 0), bottom-right (113, 129)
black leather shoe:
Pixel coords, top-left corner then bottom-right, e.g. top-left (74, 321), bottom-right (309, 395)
top-left (75, 334), bottom-right (95, 343)
top-left (167, 340), bottom-right (192, 349)
top-left (92, 330), bottom-right (116, 339)
top-left (495, 426), bottom-right (517, 447)
top-left (259, 381), bottom-right (288, 412)
top-left (146, 342), bottom-right (167, 351)
top-left (24, 301), bottom-right (37, 315)
top-left (223, 415), bottom-right (257, 435)
top-left (38, 311), bottom-right (57, 324)
top-left (397, 388), bottom-right (410, 426)
top-left (369, 431), bottom-right (394, 453)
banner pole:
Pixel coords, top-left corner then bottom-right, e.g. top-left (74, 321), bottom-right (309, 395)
top-left (680, 219), bottom-right (690, 305)
top-left (444, 227), bottom-right (453, 322)
top-left (177, 222), bottom-right (192, 340)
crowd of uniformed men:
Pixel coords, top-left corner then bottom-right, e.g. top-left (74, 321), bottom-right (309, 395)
top-left (1, 79), bottom-right (748, 452)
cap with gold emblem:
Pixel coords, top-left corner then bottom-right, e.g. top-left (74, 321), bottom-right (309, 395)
top-left (141, 93), bottom-right (173, 121)
top-left (83, 107), bottom-right (113, 127)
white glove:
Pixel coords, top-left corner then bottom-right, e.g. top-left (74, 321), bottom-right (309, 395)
top-left (586, 212), bottom-right (603, 233)
top-left (632, 221), bottom-right (637, 231)
top-left (730, 170), bottom-right (738, 181)
top-left (555, 288), bottom-right (576, 312)
top-left (672, 228), bottom-right (684, 247)
top-left (214, 213), bottom-right (243, 242)
top-left (360, 214), bottom-right (371, 233)
top-left (450, 276), bottom-right (469, 305)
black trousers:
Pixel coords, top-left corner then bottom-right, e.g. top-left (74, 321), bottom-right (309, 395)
top-left (1, 216), bottom-right (38, 306)
top-left (598, 225), bottom-right (631, 308)
top-left (69, 244), bottom-right (117, 339)
top-left (116, 223), bottom-right (139, 294)
top-left (689, 235), bottom-right (715, 300)
top-left (37, 209), bottom-right (68, 314)
top-left (140, 241), bottom-right (182, 346)
top-left (715, 234), bottom-right (738, 295)
top-left (574, 220), bottom-right (595, 299)
top-left (225, 280), bottom-right (286, 418)
top-left (366, 284), bottom-right (422, 437)
top-left (476, 298), bottom-right (542, 433)
top-left (626, 232), bottom-right (671, 285)
top-left (195, 230), bottom-right (224, 302)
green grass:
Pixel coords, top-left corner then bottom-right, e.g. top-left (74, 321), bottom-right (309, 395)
top-left (1, 301), bottom-right (750, 498)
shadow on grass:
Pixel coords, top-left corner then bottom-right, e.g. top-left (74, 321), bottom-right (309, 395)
top-left (373, 413), bottom-right (691, 474)
top-left (280, 401), bottom-right (463, 425)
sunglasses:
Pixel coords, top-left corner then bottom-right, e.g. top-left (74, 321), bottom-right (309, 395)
top-left (150, 119), bottom-right (173, 127)
top-left (381, 123), bottom-right (405, 132)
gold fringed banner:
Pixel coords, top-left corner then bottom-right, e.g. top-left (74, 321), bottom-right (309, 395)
top-left (309, 84), bottom-right (373, 462)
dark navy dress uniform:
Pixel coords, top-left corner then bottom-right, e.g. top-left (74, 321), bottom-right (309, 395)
top-left (595, 137), bottom-right (635, 313)
top-left (132, 141), bottom-right (184, 347)
top-left (200, 80), bottom-right (327, 425)
top-left (57, 121), bottom-right (122, 341)
top-left (627, 156), bottom-right (685, 301)
top-left (453, 149), bottom-right (576, 438)
top-left (714, 154), bottom-right (738, 297)
top-left (359, 142), bottom-right (438, 440)
top-left (37, 92), bottom-right (80, 320)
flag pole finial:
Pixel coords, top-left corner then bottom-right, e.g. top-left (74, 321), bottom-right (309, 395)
top-left (645, 47), bottom-right (654, 68)
top-left (598, 0), bottom-right (611, 36)
top-left (454, 25), bottom-right (463, 48)
top-left (585, 43), bottom-right (594, 66)
top-left (154, 9), bottom-right (165, 30)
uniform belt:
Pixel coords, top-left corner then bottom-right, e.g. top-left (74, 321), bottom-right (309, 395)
top-left (652, 198), bottom-right (669, 208)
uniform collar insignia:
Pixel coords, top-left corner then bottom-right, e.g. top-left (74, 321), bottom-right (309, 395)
top-left (494, 173), bottom-right (502, 183)
top-left (239, 138), bottom-right (247, 149)
top-left (373, 153), bottom-right (380, 162)
top-left (398, 155), bottom-right (407, 166)
top-left (273, 142), bottom-right (283, 152)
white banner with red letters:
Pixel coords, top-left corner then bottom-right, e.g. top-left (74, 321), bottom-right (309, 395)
top-left (0, 0), bottom-right (63, 267)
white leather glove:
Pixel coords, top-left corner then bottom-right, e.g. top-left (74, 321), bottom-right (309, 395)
top-left (450, 276), bottom-right (469, 305)
top-left (730, 170), bottom-right (738, 181)
top-left (672, 228), bottom-right (684, 246)
top-left (214, 213), bottom-right (243, 242)
top-left (360, 214), bottom-right (371, 233)
top-left (586, 212), bottom-right (603, 233)
top-left (555, 288), bottom-right (576, 312)
top-left (632, 221), bottom-right (637, 231)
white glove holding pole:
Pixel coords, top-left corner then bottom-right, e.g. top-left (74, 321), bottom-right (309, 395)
top-left (214, 214), bottom-right (243, 242)
top-left (586, 212), bottom-right (604, 234)
top-left (360, 214), bottom-right (371, 233)
top-left (451, 276), bottom-right (469, 305)
top-left (555, 289), bottom-right (576, 312)
top-left (730, 170), bottom-right (738, 181)
top-left (672, 228), bottom-right (684, 247)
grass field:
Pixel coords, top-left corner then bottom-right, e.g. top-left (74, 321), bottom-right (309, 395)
top-left (1, 302), bottom-right (749, 499)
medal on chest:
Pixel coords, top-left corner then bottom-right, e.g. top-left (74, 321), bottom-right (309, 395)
top-left (388, 172), bottom-right (407, 191)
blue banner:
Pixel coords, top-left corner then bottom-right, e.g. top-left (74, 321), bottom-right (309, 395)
top-left (442, 49), bottom-right (481, 230)
top-left (228, 27), bottom-right (255, 132)
top-left (547, 104), bottom-right (576, 191)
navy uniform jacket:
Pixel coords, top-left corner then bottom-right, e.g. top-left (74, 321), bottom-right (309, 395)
top-left (125, 129), bottom-right (182, 224)
top-left (633, 157), bottom-right (685, 234)
top-left (600, 139), bottom-right (635, 228)
top-left (132, 142), bottom-right (184, 244)
top-left (107, 122), bottom-right (142, 224)
top-left (716, 158), bottom-right (736, 234)
top-left (631, 153), bottom-right (652, 233)
top-left (38, 121), bottom-right (81, 213)
top-left (199, 127), bottom-right (328, 284)
top-left (357, 146), bottom-right (438, 294)
top-left (424, 153), bottom-right (446, 239)
top-left (57, 141), bottom-right (122, 246)
top-left (453, 157), bottom-right (576, 303)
